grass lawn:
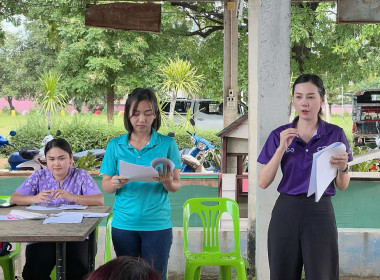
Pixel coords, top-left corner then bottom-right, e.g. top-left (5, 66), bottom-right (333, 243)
top-left (0, 112), bottom-right (126, 137)
top-left (0, 114), bottom-right (28, 136)
top-left (329, 113), bottom-right (353, 147)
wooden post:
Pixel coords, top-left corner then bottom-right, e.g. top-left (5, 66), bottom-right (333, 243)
top-left (223, 0), bottom-right (239, 128)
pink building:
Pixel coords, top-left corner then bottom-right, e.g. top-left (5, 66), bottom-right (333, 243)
top-left (0, 98), bottom-right (125, 114)
top-left (0, 98), bottom-right (38, 113)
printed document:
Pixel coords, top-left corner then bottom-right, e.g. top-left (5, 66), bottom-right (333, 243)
top-left (27, 205), bottom-right (88, 211)
top-left (119, 158), bottom-right (175, 183)
top-left (308, 142), bottom-right (346, 202)
top-left (43, 212), bottom-right (83, 224)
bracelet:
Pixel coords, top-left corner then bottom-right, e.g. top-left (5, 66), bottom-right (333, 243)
top-left (338, 165), bottom-right (349, 174)
top-left (76, 195), bottom-right (80, 203)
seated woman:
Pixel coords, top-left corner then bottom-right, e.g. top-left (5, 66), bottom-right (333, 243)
top-left (10, 138), bottom-right (104, 280)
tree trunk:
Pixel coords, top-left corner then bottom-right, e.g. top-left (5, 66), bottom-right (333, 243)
top-left (87, 103), bottom-right (97, 113)
top-left (291, 3), bottom-right (319, 73)
top-left (74, 99), bottom-right (84, 113)
top-left (168, 89), bottom-right (177, 123)
top-left (329, 103), bottom-right (332, 118)
top-left (107, 86), bottom-right (115, 123)
top-left (6, 96), bottom-right (15, 111)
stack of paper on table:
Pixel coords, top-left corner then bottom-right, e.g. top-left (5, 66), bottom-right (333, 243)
top-left (27, 205), bottom-right (88, 211)
top-left (119, 158), bottom-right (175, 183)
top-left (8, 210), bottom-right (48, 220)
top-left (308, 142), bottom-right (347, 202)
top-left (43, 212), bottom-right (84, 224)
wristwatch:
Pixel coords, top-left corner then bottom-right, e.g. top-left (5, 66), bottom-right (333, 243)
top-left (338, 165), bottom-right (349, 174)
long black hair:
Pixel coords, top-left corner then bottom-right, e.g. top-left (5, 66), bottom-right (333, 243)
top-left (123, 88), bottom-right (161, 132)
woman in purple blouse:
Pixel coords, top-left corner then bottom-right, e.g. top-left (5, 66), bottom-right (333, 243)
top-left (257, 74), bottom-right (352, 280)
top-left (10, 138), bottom-right (104, 280)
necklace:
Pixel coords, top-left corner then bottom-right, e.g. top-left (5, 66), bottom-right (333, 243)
top-left (129, 135), bottom-right (151, 149)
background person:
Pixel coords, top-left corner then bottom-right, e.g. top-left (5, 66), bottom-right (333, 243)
top-left (10, 138), bottom-right (104, 280)
top-left (84, 256), bottom-right (161, 280)
top-left (100, 88), bottom-right (182, 280)
top-left (257, 74), bottom-right (352, 280)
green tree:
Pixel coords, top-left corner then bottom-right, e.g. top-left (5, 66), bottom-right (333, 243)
top-left (171, 2), bottom-right (380, 102)
top-left (290, 2), bottom-right (380, 92)
top-left (0, 19), bottom-right (57, 110)
top-left (158, 58), bottom-right (204, 121)
top-left (55, 17), bottom-right (153, 122)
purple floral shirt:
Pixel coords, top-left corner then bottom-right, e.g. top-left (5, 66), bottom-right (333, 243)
top-left (15, 167), bottom-right (101, 206)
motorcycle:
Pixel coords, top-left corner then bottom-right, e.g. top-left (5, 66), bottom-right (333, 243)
top-left (0, 131), bottom-right (17, 149)
top-left (8, 130), bottom-right (62, 170)
top-left (180, 120), bottom-right (220, 173)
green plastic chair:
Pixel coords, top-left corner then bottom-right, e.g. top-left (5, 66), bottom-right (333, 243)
top-left (183, 197), bottom-right (247, 280)
top-left (0, 196), bottom-right (20, 280)
top-left (104, 212), bottom-right (113, 263)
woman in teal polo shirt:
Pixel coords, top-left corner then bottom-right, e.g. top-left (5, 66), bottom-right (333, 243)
top-left (100, 88), bottom-right (182, 280)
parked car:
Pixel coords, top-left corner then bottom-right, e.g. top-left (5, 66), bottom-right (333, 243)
top-left (162, 98), bottom-right (247, 130)
top-left (352, 89), bottom-right (380, 147)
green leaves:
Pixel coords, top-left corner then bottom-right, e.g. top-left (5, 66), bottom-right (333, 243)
top-left (159, 57), bottom-right (204, 98)
top-left (39, 70), bottom-right (67, 115)
top-left (73, 151), bottom-right (101, 171)
top-left (158, 57), bottom-right (204, 121)
top-left (350, 147), bottom-right (378, 172)
top-left (291, 2), bottom-right (380, 91)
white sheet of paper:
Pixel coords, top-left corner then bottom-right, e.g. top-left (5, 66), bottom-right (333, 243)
top-left (26, 205), bottom-right (61, 211)
top-left (9, 210), bottom-right (48, 220)
top-left (27, 205), bottom-right (88, 211)
top-left (43, 212), bottom-right (83, 224)
top-left (119, 158), bottom-right (174, 183)
top-left (308, 142), bottom-right (347, 202)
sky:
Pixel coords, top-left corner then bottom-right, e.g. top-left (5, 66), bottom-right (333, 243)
top-left (1, 15), bottom-right (25, 33)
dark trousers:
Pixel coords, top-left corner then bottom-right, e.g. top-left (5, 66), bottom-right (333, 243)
top-left (268, 194), bottom-right (339, 280)
top-left (112, 227), bottom-right (172, 280)
top-left (22, 241), bottom-right (89, 280)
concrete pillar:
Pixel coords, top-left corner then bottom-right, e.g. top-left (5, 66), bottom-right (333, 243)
top-left (247, 0), bottom-right (291, 279)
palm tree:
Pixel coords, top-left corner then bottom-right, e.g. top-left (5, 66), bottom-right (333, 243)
top-left (159, 58), bottom-right (204, 122)
top-left (39, 70), bottom-right (67, 128)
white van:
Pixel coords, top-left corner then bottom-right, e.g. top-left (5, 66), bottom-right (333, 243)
top-left (162, 98), bottom-right (247, 130)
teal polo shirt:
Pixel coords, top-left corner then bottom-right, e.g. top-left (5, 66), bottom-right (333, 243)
top-left (100, 129), bottom-right (182, 231)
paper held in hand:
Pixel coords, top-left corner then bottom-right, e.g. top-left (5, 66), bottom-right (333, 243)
top-left (307, 142), bottom-right (347, 202)
top-left (119, 158), bottom-right (175, 183)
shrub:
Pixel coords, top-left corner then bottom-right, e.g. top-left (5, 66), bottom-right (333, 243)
top-left (0, 115), bottom-right (222, 158)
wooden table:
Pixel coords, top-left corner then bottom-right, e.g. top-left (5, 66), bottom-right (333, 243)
top-left (0, 205), bottom-right (111, 280)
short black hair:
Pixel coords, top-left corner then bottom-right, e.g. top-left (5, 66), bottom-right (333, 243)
top-left (44, 138), bottom-right (73, 157)
top-left (123, 88), bottom-right (161, 132)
